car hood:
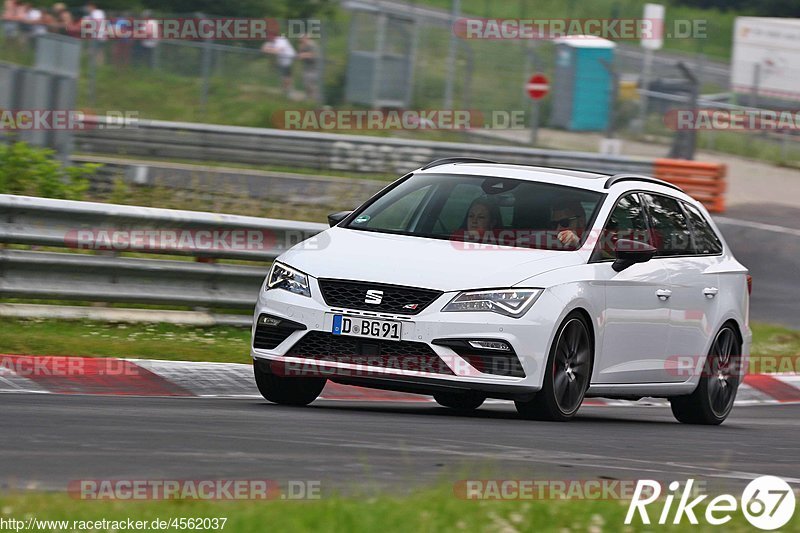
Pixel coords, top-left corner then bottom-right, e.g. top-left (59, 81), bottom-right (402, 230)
top-left (279, 227), bottom-right (584, 292)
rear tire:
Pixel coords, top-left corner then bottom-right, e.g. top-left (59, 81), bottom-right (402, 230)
top-left (670, 325), bottom-right (741, 425)
top-left (254, 360), bottom-right (326, 406)
top-left (433, 391), bottom-right (485, 411)
top-left (516, 313), bottom-right (593, 422)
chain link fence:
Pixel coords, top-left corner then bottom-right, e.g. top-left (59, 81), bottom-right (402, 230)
top-left (1, 5), bottom-right (798, 164)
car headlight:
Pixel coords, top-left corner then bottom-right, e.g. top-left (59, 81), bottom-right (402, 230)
top-left (266, 262), bottom-right (311, 297)
top-left (442, 289), bottom-right (542, 318)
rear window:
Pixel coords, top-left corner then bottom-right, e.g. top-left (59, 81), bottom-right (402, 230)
top-left (682, 202), bottom-right (723, 255)
top-left (641, 193), bottom-right (693, 256)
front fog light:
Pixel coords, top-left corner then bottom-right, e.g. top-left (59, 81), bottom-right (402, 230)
top-left (468, 340), bottom-right (511, 351)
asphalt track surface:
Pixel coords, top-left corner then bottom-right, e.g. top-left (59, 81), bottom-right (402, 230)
top-left (1, 393), bottom-right (798, 494)
top-left (0, 204), bottom-right (797, 496)
top-left (715, 203), bottom-right (800, 329)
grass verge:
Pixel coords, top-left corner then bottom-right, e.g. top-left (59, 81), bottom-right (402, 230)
top-left (0, 317), bottom-right (251, 364)
top-left (0, 485), bottom-right (793, 532)
top-left (0, 318), bottom-right (796, 367)
top-left (751, 323), bottom-right (800, 358)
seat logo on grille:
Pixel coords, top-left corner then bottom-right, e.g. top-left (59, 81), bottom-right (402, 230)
top-left (364, 289), bottom-right (384, 305)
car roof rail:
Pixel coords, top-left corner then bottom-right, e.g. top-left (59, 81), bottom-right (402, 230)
top-left (513, 163), bottom-right (612, 176)
top-left (420, 157), bottom-right (498, 170)
top-left (604, 174), bottom-right (684, 192)
top-left (421, 158), bottom-right (615, 177)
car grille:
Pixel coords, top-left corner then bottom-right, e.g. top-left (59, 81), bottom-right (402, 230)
top-left (317, 279), bottom-right (442, 315)
top-left (287, 331), bottom-right (454, 375)
top-left (252, 314), bottom-right (306, 350)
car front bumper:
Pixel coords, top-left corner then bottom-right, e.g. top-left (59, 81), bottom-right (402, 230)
top-left (250, 278), bottom-right (561, 399)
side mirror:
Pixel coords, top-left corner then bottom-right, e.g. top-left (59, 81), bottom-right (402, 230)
top-left (327, 211), bottom-right (352, 227)
top-left (612, 239), bottom-right (657, 272)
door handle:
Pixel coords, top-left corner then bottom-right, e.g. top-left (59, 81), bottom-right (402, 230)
top-left (656, 289), bottom-right (672, 301)
top-left (703, 287), bottom-right (719, 298)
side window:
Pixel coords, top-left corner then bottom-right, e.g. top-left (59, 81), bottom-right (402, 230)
top-left (594, 193), bottom-right (651, 260)
top-left (683, 202), bottom-right (723, 255)
top-left (641, 194), bottom-right (693, 256)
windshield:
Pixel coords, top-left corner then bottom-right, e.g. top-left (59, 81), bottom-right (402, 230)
top-left (344, 173), bottom-right (604, 251)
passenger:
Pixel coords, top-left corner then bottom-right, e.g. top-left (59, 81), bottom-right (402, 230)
top-left (466, 196), bottom-right (502, 233)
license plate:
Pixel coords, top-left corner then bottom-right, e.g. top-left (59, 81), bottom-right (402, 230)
top-left (332, 315), bottom-right (402, 341)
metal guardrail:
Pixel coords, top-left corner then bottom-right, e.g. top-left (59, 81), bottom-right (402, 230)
top-left (0, 195), bottom-right (327, 308)
top-left (74, 117), bottom-right (657, 176)
top-left (72, 117), bottom-right (727, 212)
top-left (70, 155), bottom-right (388, 210)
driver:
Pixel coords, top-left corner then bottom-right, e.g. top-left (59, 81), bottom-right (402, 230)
top-left (550, 198), bottom-right (586, 249)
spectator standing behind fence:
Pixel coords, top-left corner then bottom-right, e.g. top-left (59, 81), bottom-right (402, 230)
top-left (12, 0), bottom-right (27, 45)
top-left (133, 10), bottom-right (158, 69)
top-left (84, 2), bottom-right (106, 65)
top-left (2, 0), bottom-right (20, 43)
top-left (298, 33), bottom-right (320, 102)
top-left (24, 3), bottom-right (48, 40)
top-left (261, 33), bottom-right (296, 97)
top-left (49, 2), bottom-right (74, 35)
top-left (112, 12), bottom-right (132, 67)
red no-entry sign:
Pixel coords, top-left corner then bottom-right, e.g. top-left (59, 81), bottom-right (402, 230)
top-left (526, 74), bottom-right (550, 100)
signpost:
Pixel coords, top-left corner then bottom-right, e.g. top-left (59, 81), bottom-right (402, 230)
top-left (526, 73), bottom-right (550, 100)
top-left (526, 73), bottom-right (549, 145)
top-left (638, 3), bottom-right (665, 131)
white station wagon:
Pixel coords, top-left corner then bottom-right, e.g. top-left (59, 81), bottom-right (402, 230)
top-left (251, 159), bottom-right (751, 424)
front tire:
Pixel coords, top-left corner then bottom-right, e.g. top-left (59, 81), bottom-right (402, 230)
top-left (516, 313), bottom-right (593, 421)
top-left (434, 391), bottom-right (485, 411)
top-left (254, 360), bottom-right (326, 406)
top-left (670, 325), bottom-right (741, 425)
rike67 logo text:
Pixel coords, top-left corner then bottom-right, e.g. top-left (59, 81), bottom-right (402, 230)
top-left (625, 476), bottom-right (796, 530)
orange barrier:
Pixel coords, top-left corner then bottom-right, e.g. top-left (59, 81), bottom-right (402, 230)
top-left (653, 159), bottom-right (727, 213)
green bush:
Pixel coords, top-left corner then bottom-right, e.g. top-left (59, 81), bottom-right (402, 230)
top-left (0, 141), bottom-right (99, 200)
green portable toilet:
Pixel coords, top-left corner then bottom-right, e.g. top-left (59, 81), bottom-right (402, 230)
top-left (549, 36), bottom-right (616, 131)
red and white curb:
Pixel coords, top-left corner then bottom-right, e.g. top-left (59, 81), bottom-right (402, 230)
top-left (1, 355), bottom-right (799, 406)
